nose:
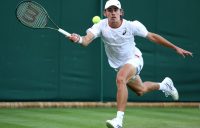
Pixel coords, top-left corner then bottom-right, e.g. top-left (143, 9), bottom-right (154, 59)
top-left (110, 10), bottom-right (116, 15)
top-left (110, 10), bottom-right (115, 13)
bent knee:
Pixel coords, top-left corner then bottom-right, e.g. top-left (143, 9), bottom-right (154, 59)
top-left (116, 76), bottom-right (126, 86)
top-left (136, 92), bottom-right (144, 96)
top-left (135, 88), bottom-right (147, 96)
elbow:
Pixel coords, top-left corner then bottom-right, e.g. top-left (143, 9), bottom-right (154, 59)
top-left (82, 43), bottom-right (88, 47)
top-left (81, 41), bottom-right (90, 47)
top-left (147, 32), bottom-right (160, 42)
top-left (81, 37), bottom-right (91, 47)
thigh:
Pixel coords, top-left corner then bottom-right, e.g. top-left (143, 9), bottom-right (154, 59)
top-left (117, 64), bottom-right (137, 83)
top-left (125, 55), bottom-right (144, 77)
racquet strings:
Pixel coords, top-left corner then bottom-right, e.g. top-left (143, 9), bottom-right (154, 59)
top-left (16, 1), bottom-right (48, 28)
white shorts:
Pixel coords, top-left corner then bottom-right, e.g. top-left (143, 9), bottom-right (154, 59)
top-left (115, 55), bottom-right (144, 79)
top-left (126, 55), bottom-right (144, 75)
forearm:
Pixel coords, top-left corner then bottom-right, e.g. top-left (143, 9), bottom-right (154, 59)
top-left (81, 35), bottom-right (93, 47)
top-left (147, 32), bottom-right (193, 58)
top-left (147, 32), bottom-right (178, 50)
top-left (68, 32), bottom-right (94, 47)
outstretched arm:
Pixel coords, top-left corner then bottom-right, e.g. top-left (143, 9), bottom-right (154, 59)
top-left (146, 32), bottom-right (193, 58)
top-left (68, 32), bottom-right (95, 47)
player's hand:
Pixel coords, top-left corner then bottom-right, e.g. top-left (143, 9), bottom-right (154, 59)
top-left (175, 47), bottom-right (193, 58)
top-left (68, 33), bottom-right (80, 43)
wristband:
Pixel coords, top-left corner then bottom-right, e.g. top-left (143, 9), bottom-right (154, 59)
top-left (78, 36), bottom-right (83, 44)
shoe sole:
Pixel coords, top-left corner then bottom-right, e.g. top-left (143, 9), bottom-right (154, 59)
top-left (172, 87), bottom-right (179, 100)
top-left (165, 77), bottom-right (179, 100)
top-left (106, 121), bottom-right (114, 128)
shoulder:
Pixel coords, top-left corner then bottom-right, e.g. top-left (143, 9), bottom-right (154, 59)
top-left (90, 18), bottom-right (107, 29)
top-left (129, 20), bottom-right (145, 27)
top-left (89, 19), bottom-right (107, 30)
top-left (87, 19), bottom-right (108, 37)
top-left (125, 20), bottom-right (148, 37)
top-left (96, 18), bottom-right (107, 26)
top-left (122, 19), bottom-right (145, 28)
top-left (100, 18), bottom-right (108, 23)
top-left (129, 20), bottom-right (147, 31)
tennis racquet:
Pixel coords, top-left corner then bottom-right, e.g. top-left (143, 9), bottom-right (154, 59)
top-left (16, 0), bottom-right (71, 37)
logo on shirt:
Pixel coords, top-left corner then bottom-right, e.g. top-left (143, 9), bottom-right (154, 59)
top-left (122, 28), bottom-right (127, 35)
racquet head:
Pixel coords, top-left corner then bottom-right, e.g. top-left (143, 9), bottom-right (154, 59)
top-left (16, 0), bottom-right (48, 29)
top-left (16, 1), bottom-right (71, 37)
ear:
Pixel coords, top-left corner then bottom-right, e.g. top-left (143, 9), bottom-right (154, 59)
top-left (103, 10), bottom-right (107, 17)
top-left (120, 9), bottom-right (124, 17)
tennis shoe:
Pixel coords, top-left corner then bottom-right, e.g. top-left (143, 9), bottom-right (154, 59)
top-left (106, 118), bottom-right (122, 128)
top-left (161, 77), bottom-right (179, 100)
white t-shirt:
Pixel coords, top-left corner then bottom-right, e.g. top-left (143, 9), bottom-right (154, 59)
top-left (87, 19), bottom-right (148, 68)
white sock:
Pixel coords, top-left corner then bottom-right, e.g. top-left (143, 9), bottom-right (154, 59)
top-left (116, 111), bottom-right (124, 121)
top-left (159, 82), bottom-right (166, 91)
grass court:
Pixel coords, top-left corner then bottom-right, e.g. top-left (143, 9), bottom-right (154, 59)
top-left (0, 107), bottom-right (199, 128)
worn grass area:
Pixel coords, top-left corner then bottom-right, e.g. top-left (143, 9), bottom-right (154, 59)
top-left (0, 107), bottom-right (199, 128)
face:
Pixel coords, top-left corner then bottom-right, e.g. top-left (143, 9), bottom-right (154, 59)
top-left (104, 6), bottom-right (123, 27)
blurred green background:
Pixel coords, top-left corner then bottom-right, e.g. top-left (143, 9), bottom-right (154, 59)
top-left (0, 0), bottom-right (199, 101)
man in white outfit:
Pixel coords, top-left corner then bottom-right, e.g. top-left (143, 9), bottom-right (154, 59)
top-left (68, 0), bottom-right (193, 128)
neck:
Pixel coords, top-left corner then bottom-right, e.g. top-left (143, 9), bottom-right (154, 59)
top-left (109, 19), bottom-right (123, 28)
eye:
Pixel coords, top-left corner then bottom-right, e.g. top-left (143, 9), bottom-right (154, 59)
top-left (107, 8), bottom-right (112, 12)
top-left (106, 7), bottom-right (119, 12)
top-left (114, 8), bottom-right (118, 12)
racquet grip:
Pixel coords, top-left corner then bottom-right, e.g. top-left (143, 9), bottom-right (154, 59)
top-left (58, 28), bottom-right (71, 37)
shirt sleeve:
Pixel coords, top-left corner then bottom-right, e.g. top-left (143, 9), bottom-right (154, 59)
top-left (131, 20), bottom-right (148, 37)
top-left (87, 22), bottom-right (102, 38)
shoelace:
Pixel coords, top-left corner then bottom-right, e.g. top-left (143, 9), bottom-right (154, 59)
top-left (163, 83), bottom-right (174, 97)
top-left (111, 118), bottom-right (122, 128)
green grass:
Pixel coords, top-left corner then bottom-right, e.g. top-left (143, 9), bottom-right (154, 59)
top-left (0, 107), bottom-right (199, 128)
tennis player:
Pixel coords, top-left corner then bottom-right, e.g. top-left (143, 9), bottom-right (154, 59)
top-left (68, 0), bottom-right (193, 127)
